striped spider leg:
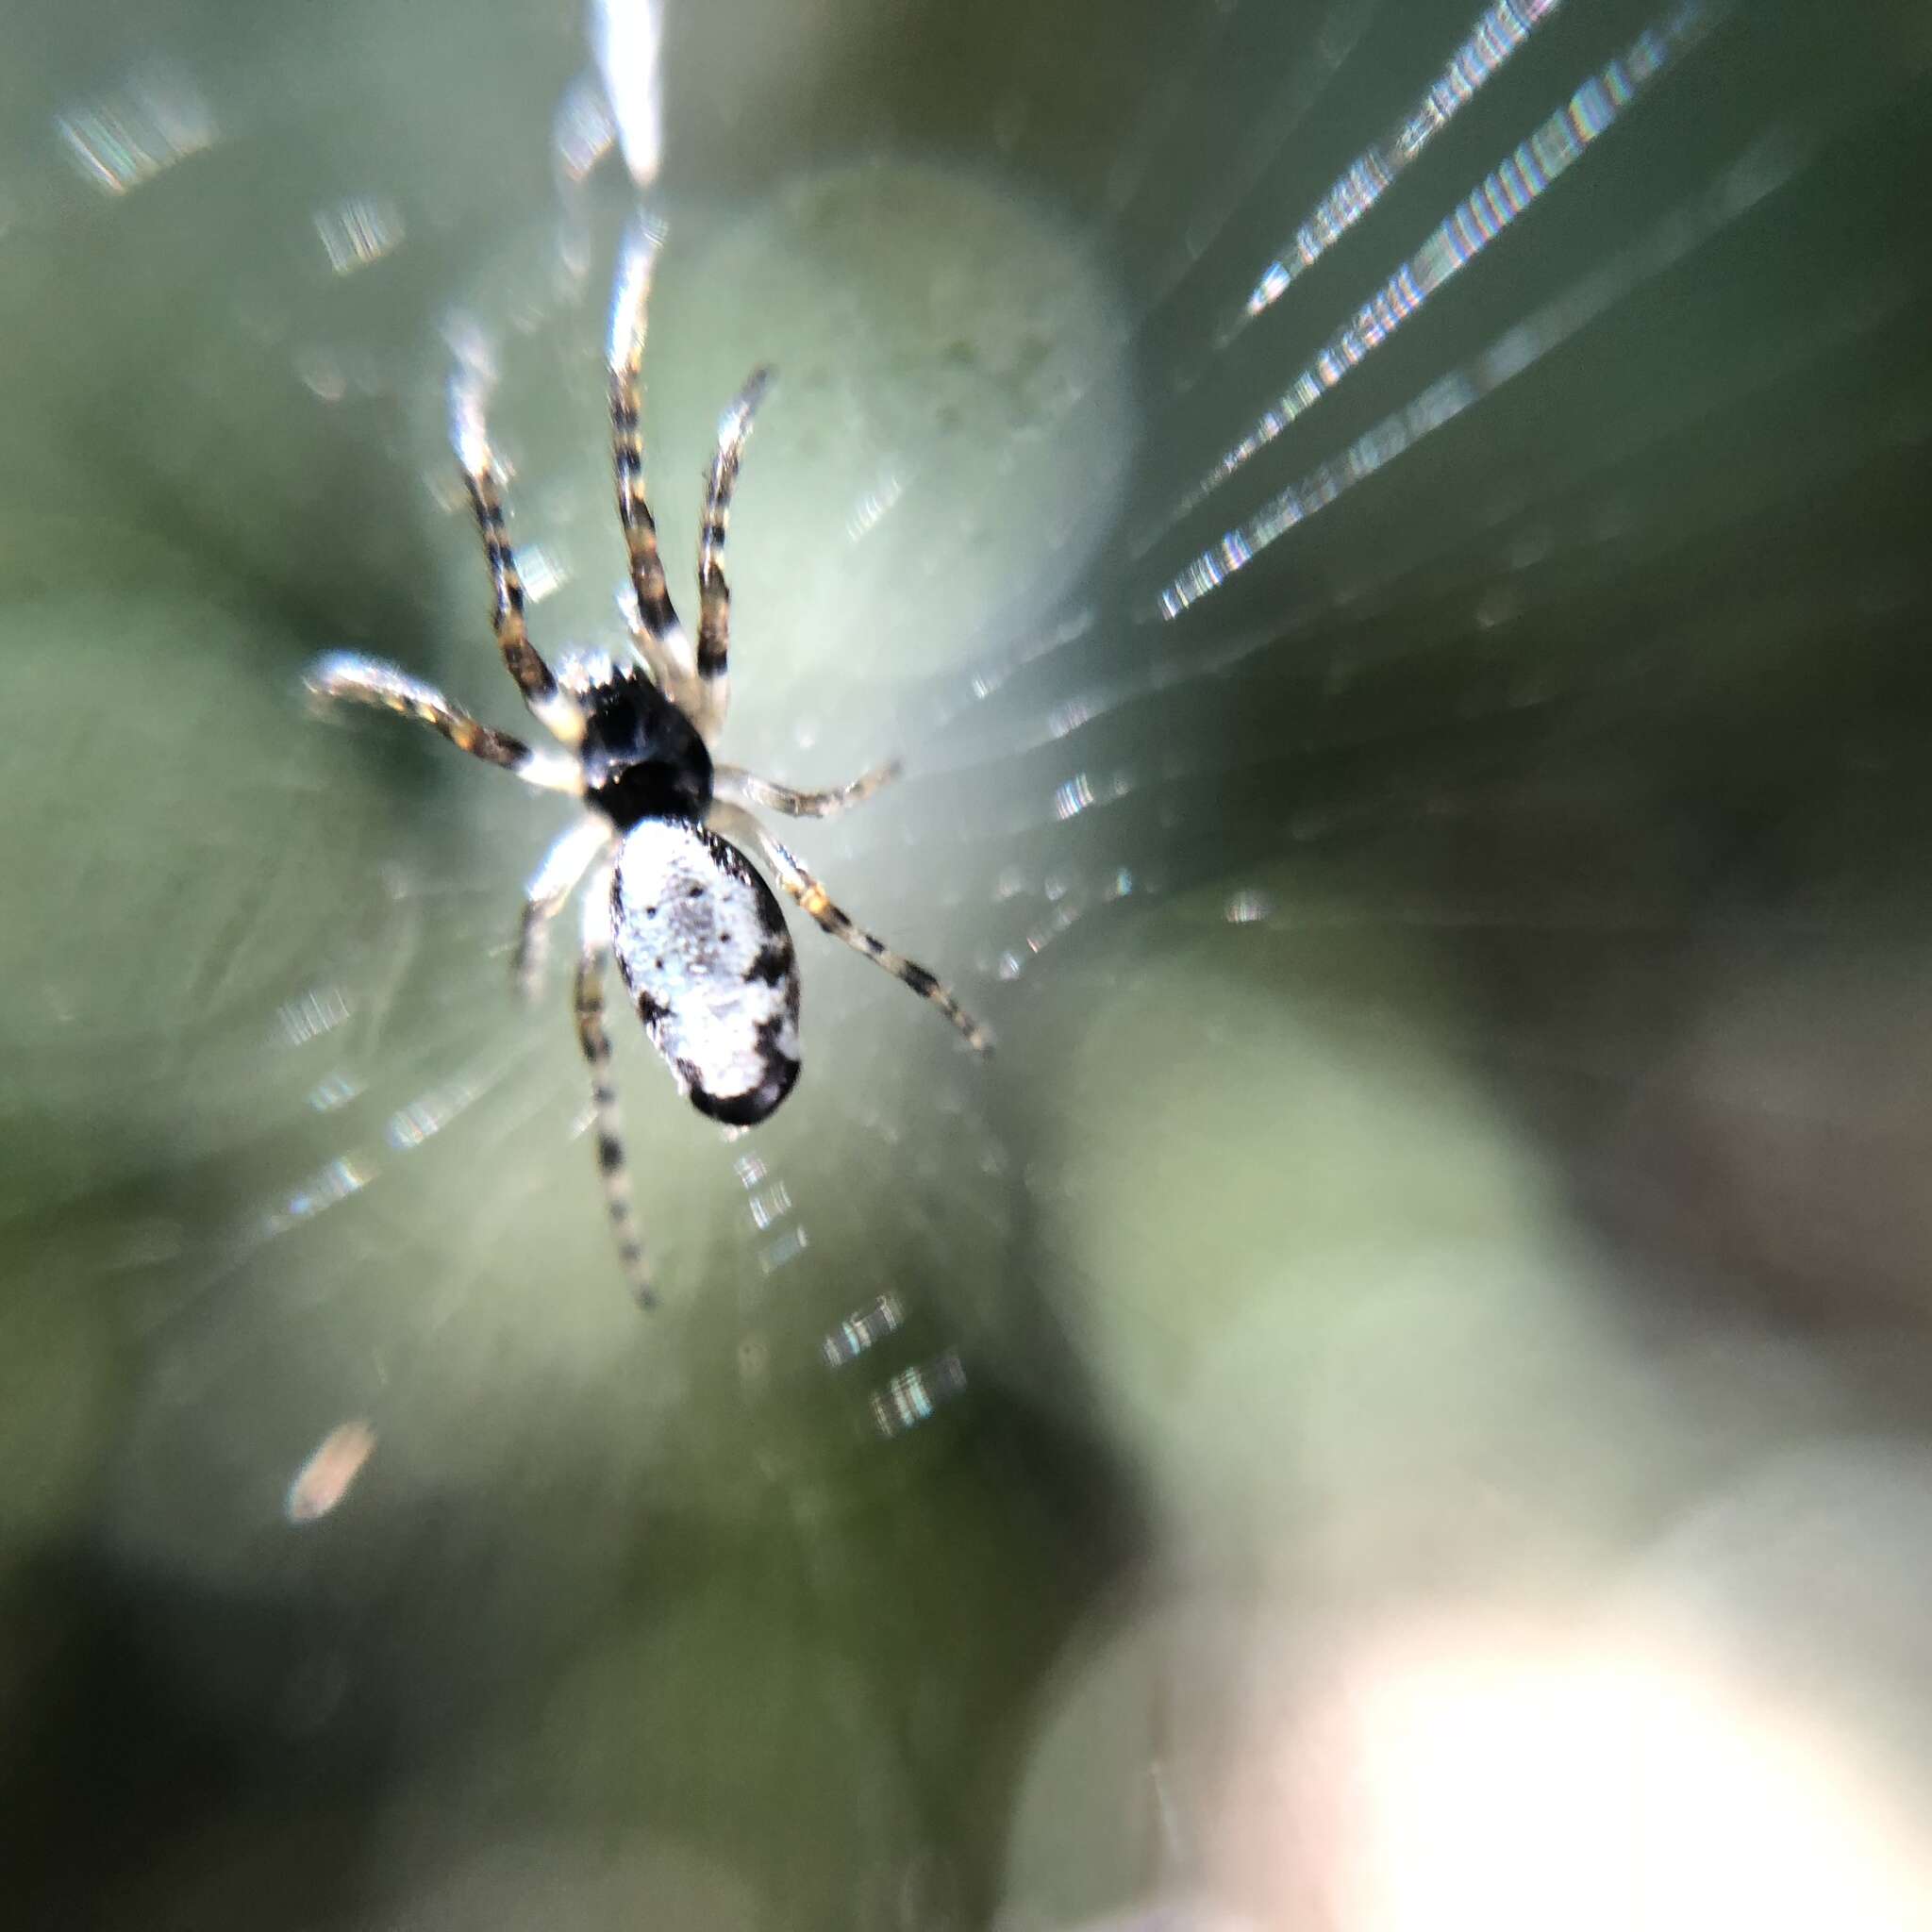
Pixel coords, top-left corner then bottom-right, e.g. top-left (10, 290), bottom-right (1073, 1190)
top-left (572, 861), bottom-right (655, 1307)
top-left (607, 216), bottom-right (770, 748)
top-left (513, 814), bottom-right (614, 1003)
top-left (706, 796), bottom-right (992, 1054)
top-left (303, 653), bottom-right (582, 798)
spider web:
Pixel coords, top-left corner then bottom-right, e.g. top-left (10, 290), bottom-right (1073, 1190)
top-left (7, 0), bottom-right (1932, 1922)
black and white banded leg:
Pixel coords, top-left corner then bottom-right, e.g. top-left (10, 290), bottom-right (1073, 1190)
top-left (512, 815), bottom-right (613, 1002)
top-left (607, 216), bottom-right (699, 713)
top-left (715, 759), bottom-right (903, 821)
top-left (688, 367), bottom-right (771, 744)
top-left (707, 800), bottom-right (992, 1053)
top-left (449, 358), bottom-right (584, 748)
top-left (305, 653), bottom-right (583, 794)
top-left (573, 868), bottom-right (654, 1307)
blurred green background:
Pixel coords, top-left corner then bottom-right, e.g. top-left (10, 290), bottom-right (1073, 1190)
top-left (4, 0), bottom-right (1932, 1924)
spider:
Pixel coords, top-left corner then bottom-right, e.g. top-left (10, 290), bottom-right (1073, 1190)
top-left (306, 216), bottom-right (991, 1307)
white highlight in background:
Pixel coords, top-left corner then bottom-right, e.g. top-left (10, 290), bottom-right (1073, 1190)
top-left (590, 0), bottom-right (665, 188)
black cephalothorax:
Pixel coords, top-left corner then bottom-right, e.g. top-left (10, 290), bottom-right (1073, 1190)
top-left (575, 667), bottom-right (713, 830)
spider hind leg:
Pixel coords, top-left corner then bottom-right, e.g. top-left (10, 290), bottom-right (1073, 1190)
top-left (714, 758), bottom-right (902, 821)
top-left (513, 816), bottom-right (612, 1002)
top-left (574, 868), bottom-right (656, 1308)
top-left (708, 801), bottom-right (992, 1054)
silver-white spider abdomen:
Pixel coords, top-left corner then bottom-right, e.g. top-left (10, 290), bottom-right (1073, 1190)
top-left (609, 818), bottom-right (801, 1126)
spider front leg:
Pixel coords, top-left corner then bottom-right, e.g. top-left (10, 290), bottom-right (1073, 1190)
top-left (512, 815), bottom-right (612, 1002)
top-left (687, 367), bottom-right (772, 745)
top-left (574, 868), bottom-right (656, 1308)
top-left (607, 216), bottom-right (700, 714)
top-left (707, 800), bottom-right (992, 1054)
top-left (714, 757), bottom-right (901, 821)
top-left (305, 653), bottom-right (583, 794)
top-left (448, 355), bottom-right (584, 747)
